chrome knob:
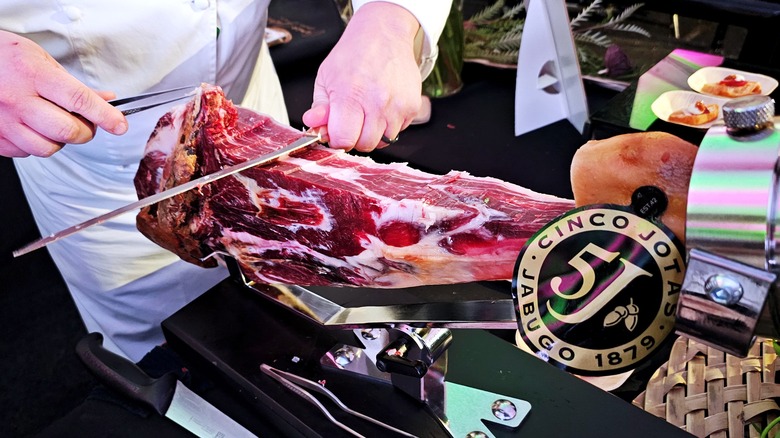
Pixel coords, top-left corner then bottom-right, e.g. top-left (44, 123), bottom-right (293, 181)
top-left (722, 95), bottom-right (775, 133)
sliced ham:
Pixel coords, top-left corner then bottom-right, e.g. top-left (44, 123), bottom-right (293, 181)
top-left (134, 84), bottom-right (575, 288)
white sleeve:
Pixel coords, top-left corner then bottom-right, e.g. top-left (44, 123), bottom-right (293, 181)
top-left (351, 0), bottom-right (453, 79)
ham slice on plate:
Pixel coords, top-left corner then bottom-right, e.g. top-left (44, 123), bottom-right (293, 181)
top-left (134, 84), bottom-right (575, 288)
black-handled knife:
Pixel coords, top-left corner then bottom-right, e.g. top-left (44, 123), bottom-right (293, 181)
top-left (76, 333), bottom-right (256, 437)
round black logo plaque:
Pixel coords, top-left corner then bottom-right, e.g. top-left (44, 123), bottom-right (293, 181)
top-left (512, 205), bottom-right (684, 376)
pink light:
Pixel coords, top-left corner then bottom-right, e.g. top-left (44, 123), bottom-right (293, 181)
top-left (670, 49), bottom-right (724, 67)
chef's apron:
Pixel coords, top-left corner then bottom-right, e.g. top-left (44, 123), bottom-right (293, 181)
top-left (0, 0), bottom-right (285, 362)
top-left (1, 0), bottom-right (448, 362)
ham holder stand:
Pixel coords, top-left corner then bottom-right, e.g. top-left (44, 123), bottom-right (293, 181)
top-left (160, 249), bottom-right (689, 438)
top-left (221, 254), bottom-right (529, 438)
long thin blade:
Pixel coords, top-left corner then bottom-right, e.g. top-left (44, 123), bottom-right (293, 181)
top-left (108, 85), bottom-right (195, 107)
top-left (110, 86), bottom-right (198, 115)
top-left (13, 133), bottom-right (320, 257)
top-left (166, 380), bottom-right (256, 437)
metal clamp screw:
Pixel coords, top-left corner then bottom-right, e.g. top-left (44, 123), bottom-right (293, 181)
top-left (360, 328), bottom-right (378, 341)
top-left (333, 346), bottom-right (357, 366)
top-left (704, 274), bottom-right (744, 305)
top-left (491, 399), bottom-right (518, 421)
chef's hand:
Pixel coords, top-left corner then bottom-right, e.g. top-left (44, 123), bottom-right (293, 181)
top-left (0, 31), bottom-right (127, 158)
top-left (302, 2), bottom-right (422, 153)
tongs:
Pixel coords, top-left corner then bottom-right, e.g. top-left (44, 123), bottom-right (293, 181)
top-left (260, 364), bottom-right (417, 438)
top-left (109, 85), bottom-right (196, 115)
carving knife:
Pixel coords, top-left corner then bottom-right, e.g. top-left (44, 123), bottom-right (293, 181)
top-left (76, 333), bottom-right (256, 437)
top-left (13, 132), bottom-right (321, 257)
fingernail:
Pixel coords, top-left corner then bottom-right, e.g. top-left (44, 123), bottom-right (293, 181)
top-left (113, 120), bottom-right (128, 135)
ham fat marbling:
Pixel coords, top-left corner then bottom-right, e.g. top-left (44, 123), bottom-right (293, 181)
top-left (134, 84), bottom-right (575, 288)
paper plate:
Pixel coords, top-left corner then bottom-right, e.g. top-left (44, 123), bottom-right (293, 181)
top-left (687, 66), bottom-right (778, 97)
top-left (651, 90), bottom-right (728, 129)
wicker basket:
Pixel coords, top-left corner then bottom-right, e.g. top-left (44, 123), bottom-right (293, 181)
top-left (633, 336), bottom-right (780, 437)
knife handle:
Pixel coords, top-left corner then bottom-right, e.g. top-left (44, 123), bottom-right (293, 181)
top-left (76, 332), bottom-right (176, 415)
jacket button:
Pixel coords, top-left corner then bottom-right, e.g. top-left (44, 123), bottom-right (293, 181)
top-left (64, 6), bottom-right (82, 21)
top-left (193, 0), bottom-right (210, 10)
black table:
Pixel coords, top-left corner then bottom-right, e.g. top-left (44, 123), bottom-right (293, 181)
top-left (160, 278), bottom-right (692, 438)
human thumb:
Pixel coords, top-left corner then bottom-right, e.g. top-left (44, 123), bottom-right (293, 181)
top-left (302, 102), bottom-right (329, 129)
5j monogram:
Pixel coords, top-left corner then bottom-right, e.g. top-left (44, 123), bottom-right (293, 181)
top-left (513, 205), bottom-right (684, 376)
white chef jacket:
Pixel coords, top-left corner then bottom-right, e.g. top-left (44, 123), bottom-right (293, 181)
top-left (1, 0), bottom-right (449, 362)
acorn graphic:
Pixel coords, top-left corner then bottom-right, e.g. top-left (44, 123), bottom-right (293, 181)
top-left (604, 305), bottom-right (627, 327)
top-left (623, 299), bottom-right (639, 331)
top-left (603, 298), bottom-right (639, 332)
